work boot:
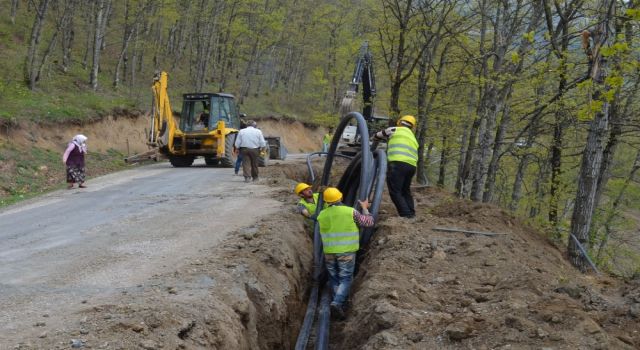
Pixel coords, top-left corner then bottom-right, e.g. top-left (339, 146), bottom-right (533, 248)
top-left (252, 177), bottom-right (259, 182)
top-left (330, 303), bottom-right (346, 320)
top-left (244, 177), bottom-right (251, 183)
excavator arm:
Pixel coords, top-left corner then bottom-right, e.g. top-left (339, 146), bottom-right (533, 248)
top-left (149, 71), bottom-right (180, 153)
top-left (340, 41), bottom-right (376, 121)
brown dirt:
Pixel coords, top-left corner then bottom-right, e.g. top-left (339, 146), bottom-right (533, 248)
top-left (256, 116), bottom-right (326, 154)
top-left (332, 187), bottom-right (640, 349)
top-left (0, 114), bottom-right (327, 157)
top-left (1, 115), bottom-right (151, 155)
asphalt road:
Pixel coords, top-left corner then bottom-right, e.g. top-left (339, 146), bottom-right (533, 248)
top-left (0, 160), bottom-right (283, 344)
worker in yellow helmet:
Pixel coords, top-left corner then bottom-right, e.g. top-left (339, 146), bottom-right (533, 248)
top-left (295, 182), bottom-right (319, 219)
top-left (374, 115), bottom-right (418, 218)
top-left (317, 187), bottom-right (374, 319)
top-left (322, 128), bottom-right (333, 153)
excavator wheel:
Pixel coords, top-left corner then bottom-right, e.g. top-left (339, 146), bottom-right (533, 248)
top-left (204, 157), bottom-right (219, 166)
top-left (169, 156), bottom-right (195, 167)
top-left (218, 133), bottom-right (237, 168)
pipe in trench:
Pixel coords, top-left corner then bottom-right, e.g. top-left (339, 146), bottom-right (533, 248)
top-left (295, 112), bottom-right (386, 350)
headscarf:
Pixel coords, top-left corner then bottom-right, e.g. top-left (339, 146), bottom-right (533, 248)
top-left (72, 134), bottom-right (88, 153)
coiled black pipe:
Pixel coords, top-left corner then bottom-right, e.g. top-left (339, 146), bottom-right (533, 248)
top-left (295, 112), bottom-right (386, 350)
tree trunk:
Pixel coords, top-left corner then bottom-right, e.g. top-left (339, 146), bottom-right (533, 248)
top-left (415, 51), bottom-right (430, 185)
top-left (113, 0), bottom-right (132, 88)
top-left (529, 160), bottom-right (549, 218)
top-left (568, 0), bottom-right (615, 272)
top-left (61, 15), bottom-right (75, 72)
top-left (483, 89), bottom-right (512, 203)
top-left (510, 154), bottom-right (529, 212)
top-left (82, 1), bottom-right (94, 69)
top-left (548, 118), bottom-right (564, 232)
top-left (438, 135), bottom-right (448, 187)
top-left (11, 0), bottom-right (19, 24)
top-left (90, 0), bottom-right (107, 90)
top-left (455, 89), bottom-right (475, 196)
top-left (24, 0), bottom-right (51, 90)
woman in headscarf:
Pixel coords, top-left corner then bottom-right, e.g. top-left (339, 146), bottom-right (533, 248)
top-left (62, 134), bottom-right (88, 189)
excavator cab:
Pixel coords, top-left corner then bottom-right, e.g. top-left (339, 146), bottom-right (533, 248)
top-left (180, 94), bottom-right (240, 132)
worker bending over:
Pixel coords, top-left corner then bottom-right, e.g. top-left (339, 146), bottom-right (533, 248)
top-left (317, 187), bottom-right (374, 319)
top-left (374, 115), bottom-right (418, 218)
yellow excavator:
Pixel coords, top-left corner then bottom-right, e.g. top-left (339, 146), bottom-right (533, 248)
top-left (148, 71), bottom-right (242, 167)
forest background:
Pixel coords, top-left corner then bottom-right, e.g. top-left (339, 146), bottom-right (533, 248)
top-left (0, 0), bottom-right (639, 276)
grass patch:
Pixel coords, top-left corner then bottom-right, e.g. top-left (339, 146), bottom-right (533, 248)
top-left (0, 143), bottom-right (130, 207)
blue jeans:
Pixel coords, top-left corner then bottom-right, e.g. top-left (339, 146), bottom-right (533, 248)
top-left (324, 253), bottom-right (356, 307)
top-left (234, 154), bottom-right (243, 174)
top-left (322, 143), bottom-right (329, 153)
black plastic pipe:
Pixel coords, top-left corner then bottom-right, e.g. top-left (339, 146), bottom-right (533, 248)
top-left (314, 285), bottom-right (332, 350)
top-left (295, 112), bottom-right (387, 350)
top-left (294, 282), bottom-right (320, 350)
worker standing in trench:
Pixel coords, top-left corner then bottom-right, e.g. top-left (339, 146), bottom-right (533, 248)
top-left (317, 187), bottom-right (374, 319)
top-left (374, 115), bottom-right (419, 218)
top-left (294, 182), bottom-right (321, 232)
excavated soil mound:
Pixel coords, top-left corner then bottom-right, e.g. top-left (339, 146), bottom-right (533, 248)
top-left (256, 116), bottom-right (326, 154)
top-left (332, 187), bottom-right (640, 349)
top-left (1, 113), bottom-right (150, 155)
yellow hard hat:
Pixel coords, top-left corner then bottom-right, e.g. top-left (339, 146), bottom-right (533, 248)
top-left (397, 115), bottom-right (416, 128)
top-left (323, 187), bottom-right (343, 203)
top-left (295, 182), bottom-right (311, 195)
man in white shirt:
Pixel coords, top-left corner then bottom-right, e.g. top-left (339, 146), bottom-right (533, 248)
top-left (234, 120), bottom-right (267, 183)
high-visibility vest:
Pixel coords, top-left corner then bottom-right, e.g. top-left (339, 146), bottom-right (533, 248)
top-left (298, 193), bottom-right (319, 216)
top-left (317, 204), bottom-right (360, 254)
top-left (323, 133), bottom-right (331, 144)
top-left (387, 126), bottom-right (418, 167)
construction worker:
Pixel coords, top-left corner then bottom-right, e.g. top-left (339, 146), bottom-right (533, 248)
top-left (322, 128), bottom-right (333, 153)
top-left (374, 115), bottom-right (418, 218)
top-left (233, 119), bottom-right (248, 175)
top-left (317, 187), bottom-right (374, 319)
top-left (234, 120), bottom-right (267, 183)
top-left (295, 182), bottom-right (319, 219)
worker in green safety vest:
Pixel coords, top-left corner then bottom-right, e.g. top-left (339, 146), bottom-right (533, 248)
top-left (374, 115), bottom-right (419, 218)
top-left (322, 128), bottom-right (332, 153)
top-left (295, 182), bottom-right (320, 218)
top-left (317, 187), bottom-right (374, 319)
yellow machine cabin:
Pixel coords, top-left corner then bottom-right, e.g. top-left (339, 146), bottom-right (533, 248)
top-left (149, 71), bottom-right (241, 167)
